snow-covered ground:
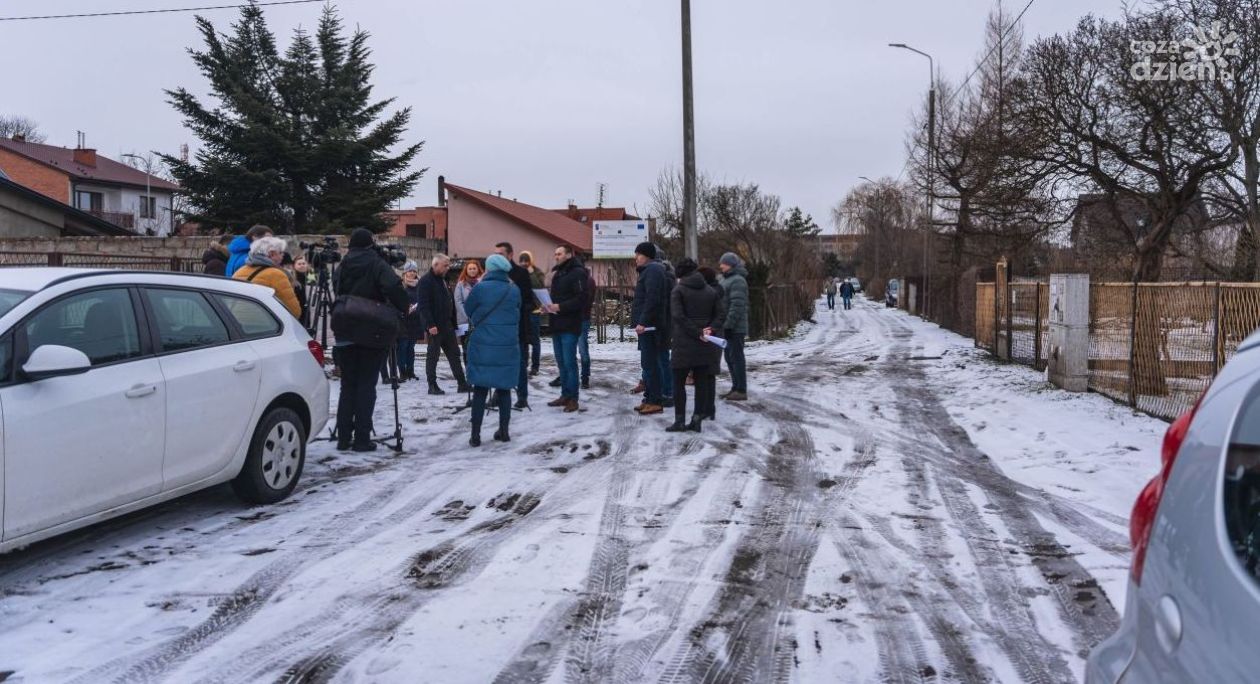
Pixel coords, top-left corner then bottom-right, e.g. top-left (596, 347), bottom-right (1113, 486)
top-left (0, 297), bottom-right (1166, 683)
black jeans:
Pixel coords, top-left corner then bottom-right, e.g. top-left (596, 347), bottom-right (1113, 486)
top-left (337, 345), bottom-right (388, 447)
top-left (724, 330), bottom-right (747, 393)
top-left (472, 386), bottom-right (511, 437)
top-left (672, 366), bottom-right (713, 423)
top-left (426, 329), bottom-right (468, 386)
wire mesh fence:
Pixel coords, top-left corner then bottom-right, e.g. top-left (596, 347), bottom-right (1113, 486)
top-left (0, 251), bottom-right (204, 272)
top-left (976, 277), bottom-right (1260, 421)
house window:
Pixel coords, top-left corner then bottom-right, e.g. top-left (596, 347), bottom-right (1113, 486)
top-left (74, 191), bottom-right (103, 212)
top-left (405, 223), bottom-right (426, 238)
top-left (138, 195), bottom-right (157, 219)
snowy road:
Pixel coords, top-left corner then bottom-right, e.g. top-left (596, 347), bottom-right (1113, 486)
top-left (0, 297), bottom-right (1167, 683)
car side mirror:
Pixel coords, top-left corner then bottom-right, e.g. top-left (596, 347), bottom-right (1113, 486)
top-left (23, 345), bottom-right (92, 380)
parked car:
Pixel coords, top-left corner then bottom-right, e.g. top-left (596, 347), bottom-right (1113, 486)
top-left (1087, 329), bottom-right (1260, 682)
top-left (847, 277), bottom-right (863, 293)
top-left (885, 279), bottom-right (899, 307)
top-left (0, 269), bottom-right (329, 554)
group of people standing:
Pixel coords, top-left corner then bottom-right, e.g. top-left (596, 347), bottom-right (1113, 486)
top-left (630, 242), bottom-right (749, 433)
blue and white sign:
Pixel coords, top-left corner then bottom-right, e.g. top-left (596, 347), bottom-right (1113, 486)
top-left (592, 220), bottom-right (649, 259)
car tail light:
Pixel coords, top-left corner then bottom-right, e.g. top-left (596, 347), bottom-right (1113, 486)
top-left (1130, 396), bottom-right (1203, 584)
top-left (307, 340), bottom-right (325, 367)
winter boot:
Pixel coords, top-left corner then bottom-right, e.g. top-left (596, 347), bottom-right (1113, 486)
top-left (493, 428), bottom-right (511, 443)
top-left (686, 417), bottom-right (704, 433)
top-left (724, 391), bottom-right (747, 401)
top-left (549, 377), bottom-right (562, 388)
top-left (547, 397), bottom-right (568, 407)
top-left (470, 433), bottom-right (481, 447)
top-left (563, 399), bottom-right (580, 413)
top-left (631, 380), bottom-right (645, 394)
top-left (457, 381), bottom-right (473, 394)
top-left (665, 419), bottom-right (688, 432)
top-left (428, 382), bottom-right (445, 396)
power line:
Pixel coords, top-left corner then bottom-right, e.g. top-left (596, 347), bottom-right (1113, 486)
top-left (0, 0), bottom-right (328, 22)
top-left (941, 0), bottom-right (1038, 107)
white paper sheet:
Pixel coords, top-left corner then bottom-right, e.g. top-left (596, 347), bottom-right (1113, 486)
top-left (456, 323), bottom-right (469, 337)
top-left (704, 334), bottom-right (728, 349)
top-left (533, 289), bottom-right (553, 308)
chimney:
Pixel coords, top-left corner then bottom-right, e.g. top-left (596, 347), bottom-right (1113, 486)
top-left (437, 175), bottom-right (446, 207)
top-left (497, 190), bottom-right (502, 198)
top-left (73, 148), bottom-right (97, 167)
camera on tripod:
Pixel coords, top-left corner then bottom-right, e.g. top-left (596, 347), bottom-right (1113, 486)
top-left (373, 243), bottom-right (408, 268)
top-left (300, 236), bottom-right (342, 269)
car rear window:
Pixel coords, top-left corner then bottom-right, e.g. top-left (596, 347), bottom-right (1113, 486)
top-left (1225, 392), bottom-right (1260, 583)
top-left (213, 294), bottom-right (281, 338)
top-left (0, 288), bottom-right (31, 318)
top-left (144, 288), bottom-right (231, 352)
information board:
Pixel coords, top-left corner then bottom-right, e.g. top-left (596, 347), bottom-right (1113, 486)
top-left (592, 220), bottom-right (649, 259)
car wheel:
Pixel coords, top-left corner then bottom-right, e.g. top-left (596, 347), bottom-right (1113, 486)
top-left (232, 407), bottom-right (306, 504)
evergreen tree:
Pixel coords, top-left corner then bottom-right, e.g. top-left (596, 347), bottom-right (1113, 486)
top-left (161, 3), bottom-right (423, 234)
top-left (784, 206), bottom-right (821, 237)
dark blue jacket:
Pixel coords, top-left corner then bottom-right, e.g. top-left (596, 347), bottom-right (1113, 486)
top-left (548, 257), bottom-right (588, 335)
top-left (225, 235), bottom-right (252, 277)
top-left (465, 270), bottom-right (522, 390)
top-left (632, 260), bottom-right (671, 346)
top-left (840, 281), bottom-right (855, 298)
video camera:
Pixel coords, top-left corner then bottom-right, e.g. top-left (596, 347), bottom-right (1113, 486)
top-left (300, 236), bottom-right (342, 269)
top-left (373, 243), bottom-right (408, 268)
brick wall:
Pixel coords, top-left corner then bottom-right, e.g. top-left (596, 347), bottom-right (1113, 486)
top-left (0, 148), bottom-right (71, 203)
top-left (0, 234), bottom-right (442, 264)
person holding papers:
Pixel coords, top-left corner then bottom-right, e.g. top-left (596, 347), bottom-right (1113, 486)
top-left (667, 258), bottom-right (726, 433)
top-left (542, 244), bottom-right (588, 413)
top-left (631, 242), bottom-right (671, 416)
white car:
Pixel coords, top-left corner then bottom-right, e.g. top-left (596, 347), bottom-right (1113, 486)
top-left (0, 268), bottom-right (329, 554)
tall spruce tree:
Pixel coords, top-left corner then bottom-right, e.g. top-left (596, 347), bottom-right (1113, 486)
top-left (161, 3), bottom-right (423, 234)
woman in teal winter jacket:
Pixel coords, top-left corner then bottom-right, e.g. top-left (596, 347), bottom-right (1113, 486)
top-left (464, 254), bottom-right (522, 447)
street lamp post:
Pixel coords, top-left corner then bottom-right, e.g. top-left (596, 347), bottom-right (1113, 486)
top-left (121, 153), bottom-right (155, 236)
top-left (889, 43), bottom-right (935, 320)
top-left (681, 0), bottom-right (699, 260)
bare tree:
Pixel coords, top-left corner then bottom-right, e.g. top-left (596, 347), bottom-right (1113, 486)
top-left (0, 115), bottom-right (47, 143)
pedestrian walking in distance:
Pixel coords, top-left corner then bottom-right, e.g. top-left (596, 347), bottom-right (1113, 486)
top-left (418, 254), bottom-right (471, 396)
top-left (397, 261), bottom-right (423, 381)
top-left (667, 258), bottom-right (726, 433)
top-left (232, 236), bottom-right (302, 318)
top-left (543, 244), bottom-right (588, 413)
top-left (495, 242), bottom-right (536, 410)
top-left (718, 252), bottom-right (749, 401)
top-left (464, 254), bottom-right (522, 447)
top-left (332, 228), bottom-right (410, 452)
top-left (825, 278), bottom-right (838, 310)
top-left (520, 251), bottom-right (545, 376)
top-left (632, 242), bottom-right (671, 416)
top-left (840, 278), bottom-right (855, 311)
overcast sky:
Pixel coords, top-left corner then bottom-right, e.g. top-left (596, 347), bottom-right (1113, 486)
top-left (1, 0), bottom-right (1125, 232)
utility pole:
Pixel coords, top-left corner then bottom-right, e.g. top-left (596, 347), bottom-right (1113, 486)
top-left (889, 43), bottom-right (935, 319)
top-left (122, 153), bottom-right (155, 236)
top-left (681, 0), bottom-right (699, 260)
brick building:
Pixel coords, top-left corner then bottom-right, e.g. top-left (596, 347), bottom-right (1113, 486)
top-left (0, 137), bottom-right (179, 235)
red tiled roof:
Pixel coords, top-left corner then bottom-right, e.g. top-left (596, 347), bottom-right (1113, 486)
top-left (446, 184), bottom-right (591, 251)
top-left (0, 138), bottom-right (180, 192)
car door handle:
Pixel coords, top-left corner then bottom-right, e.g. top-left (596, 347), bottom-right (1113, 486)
top-left (125, 384), bottom-right (157, 399)
top-left (233, 360), bottom-right (256, 373)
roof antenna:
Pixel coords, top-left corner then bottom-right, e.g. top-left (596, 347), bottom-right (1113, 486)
top-left (76, 130), bottom-right (85, 149)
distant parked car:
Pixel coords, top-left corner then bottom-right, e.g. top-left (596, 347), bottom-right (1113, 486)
top-left (847, 277), bottom-right (863, 293)
top-left (1087, 329), bottom-right (1260, 682)
top-left (885, 279), bottom-right (899, 307)
top-left (0, 269), bottom-right (329, 554)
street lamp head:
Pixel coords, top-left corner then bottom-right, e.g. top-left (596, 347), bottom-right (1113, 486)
top-left (888, 43), bottom-right (907, 48)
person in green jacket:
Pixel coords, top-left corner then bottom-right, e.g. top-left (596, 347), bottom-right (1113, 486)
top-left (718, 252), bottom-right (749, 400)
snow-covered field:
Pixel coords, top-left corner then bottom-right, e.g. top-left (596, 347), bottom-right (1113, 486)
top-left (0, 297), bottom-right (1166, 683)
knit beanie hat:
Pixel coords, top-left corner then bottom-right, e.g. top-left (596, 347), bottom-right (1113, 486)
top-left (719, 252), bottom-right (742, 268)
top-left (348, 227), bottom-right (374, 249)
top-left (402, 260), bottom-right (419, 274)
top-left (486, 253), bottom-right (512, 273)
top-left (635, 242), bottom-right (657, 260)
top-left (674, 257), bottom-right (698, 278)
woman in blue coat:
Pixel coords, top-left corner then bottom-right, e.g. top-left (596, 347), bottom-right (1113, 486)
top-left (464, 254), bottom-right (522, 447)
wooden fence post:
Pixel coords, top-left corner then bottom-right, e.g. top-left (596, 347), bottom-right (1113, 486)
top-left (1128, 282), bottom-right (1138, 408)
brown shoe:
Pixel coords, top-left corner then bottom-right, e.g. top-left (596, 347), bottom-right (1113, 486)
top-left (563, 399), bottom-right (580, 413)
top-left (633, 402), bottom-right (647, 413)
top-left (547, 397), bottom-right (568, 407)
top-left (631, 381), bottom-right (645, 394)
top-left (638, 403), bottom-right (663, 415)
top-left (725, 391), bottom-right (748, 401)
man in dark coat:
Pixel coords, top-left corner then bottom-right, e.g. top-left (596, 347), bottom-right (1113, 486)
top-left (202, 236), bottom-right (230, 276)
top-left (417, 253), bottom-right (470, 395)
top-left (631, 242), bottom-right (670, 415)
top-left (495, 241), bottom-right (537, 409)
top-left (333, 228), bottom-right (410, 451)
top-left (839, 278), bottom-right (856, 310)
top-left (667, 258), bottom-right (726, 433)
top-left (542, 244), bottom-right (587, 412)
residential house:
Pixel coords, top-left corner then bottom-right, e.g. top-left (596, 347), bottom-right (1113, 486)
top-left (0, 174), bottom-right (134, 238)
top-left (0, 137), bottom-right (179, 235)
top-left (384, 205), bottom-right (448, 241)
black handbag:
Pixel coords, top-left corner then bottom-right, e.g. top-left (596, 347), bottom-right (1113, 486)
top-left (331, 294), bottom-right (401, 348)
